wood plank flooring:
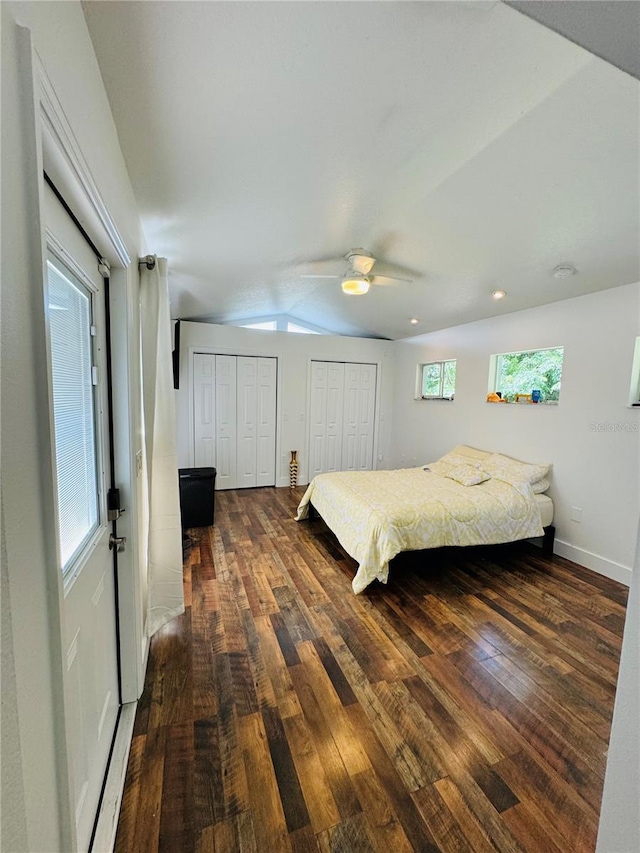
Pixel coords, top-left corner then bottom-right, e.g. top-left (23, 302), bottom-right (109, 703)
top-left (115, 486), bottom-right (628, 852)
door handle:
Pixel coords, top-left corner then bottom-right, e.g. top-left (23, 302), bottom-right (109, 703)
top-left (109, 534), bottom-right (127, 553)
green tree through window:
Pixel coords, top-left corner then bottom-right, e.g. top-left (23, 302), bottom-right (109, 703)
top-left (496, 347), bottom-right (564, 401)
top-left (421, 360), bottom-right (456, 399)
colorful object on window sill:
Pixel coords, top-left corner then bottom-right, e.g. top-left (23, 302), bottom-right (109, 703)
top-left (515, 393), bottom-right (533, 404)
top-left (531, 389), bottom-right (541, 403)
top-left (486, 392), bottom-right (505, 402)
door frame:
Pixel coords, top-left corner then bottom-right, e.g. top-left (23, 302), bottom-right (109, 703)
top-left (32, 48), bottom-right (143, 849)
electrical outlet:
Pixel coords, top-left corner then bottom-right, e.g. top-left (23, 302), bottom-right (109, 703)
top-left (378, 453), bottom-right (383, 461)
top-left (571, 506), bottom-right (583, 523)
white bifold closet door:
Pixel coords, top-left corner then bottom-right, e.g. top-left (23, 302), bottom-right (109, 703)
top-left (215, 355), bottom-right (237, 489)
top-left (342, 362), bottom-right (377, 471)
top-left (309, 360), bottom-right (377, 478)
top-left (194, 354), bottom-right (276, 489)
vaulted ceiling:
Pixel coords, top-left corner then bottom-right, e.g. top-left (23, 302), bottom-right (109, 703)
top-left (83, 1), bottom-right (639, 339)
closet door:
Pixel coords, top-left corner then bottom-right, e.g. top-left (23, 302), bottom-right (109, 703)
top-left (309, 361), bottom-right (345, 477)
top-left (326, 363), bottom-right (345, 472)
top-left (309, 361), bottom-right (328, 478)
top-left (236, 357), bottom-right (258, 488)
top-left (342, 362), bottom-right (377, 471)
top-left (194, 353), bottom-right (216, 467)
top-left (193, 353), bottom-right (277, 490)
top-left (256, 358), bottom-right (277, 486)
top-left (215, 355), bottom-right (237, 489)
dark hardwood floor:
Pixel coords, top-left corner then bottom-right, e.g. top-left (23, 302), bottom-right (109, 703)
top-left (115, 486), bottom-right (628, 852)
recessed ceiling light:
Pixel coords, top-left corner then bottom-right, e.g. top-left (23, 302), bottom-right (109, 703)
top-left (553, 263), bottom-right (577, 279)
top-left (410, 318), bottom-right (419, 325)
top-left (492, 290), bottom-right (506, 300)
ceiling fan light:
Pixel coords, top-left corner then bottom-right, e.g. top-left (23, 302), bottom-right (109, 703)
top-left (341, 274), bottom-right (370, 295)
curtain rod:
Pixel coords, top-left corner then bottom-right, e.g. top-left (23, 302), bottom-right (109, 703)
top-left (138, 255), bottom-right (156, 270)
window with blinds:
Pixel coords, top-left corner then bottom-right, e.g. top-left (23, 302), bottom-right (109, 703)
top-left (47, 254), bottom-right (99, 572)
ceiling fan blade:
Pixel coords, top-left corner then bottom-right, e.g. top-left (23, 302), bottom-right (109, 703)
top-left (370, 274), bottom-right (412, 286)
top-left (373, 259), bottom-right (422, 280)
top-left (299, 274), bottom-right (341, 280)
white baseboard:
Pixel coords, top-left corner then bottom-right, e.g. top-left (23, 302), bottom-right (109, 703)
top-left (554, 539), bottom-right (633, 587)
top-left (91, 702), bottom-right (137, 853)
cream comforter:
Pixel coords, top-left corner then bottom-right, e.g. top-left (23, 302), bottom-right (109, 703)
top-left (296, 467), bottom-right (544, 594)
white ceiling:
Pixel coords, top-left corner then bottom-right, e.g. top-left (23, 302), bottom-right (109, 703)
top-left (82, 1), bottom-right (640, 340)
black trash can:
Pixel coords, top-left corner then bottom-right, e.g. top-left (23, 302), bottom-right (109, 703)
top-left (178, 467), bottom-right (216, 528)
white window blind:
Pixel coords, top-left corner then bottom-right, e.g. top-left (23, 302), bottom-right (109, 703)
top-left (47, 256), bottom-right (99, 572)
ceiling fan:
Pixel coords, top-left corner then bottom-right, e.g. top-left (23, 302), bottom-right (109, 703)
top-left (300, 248), bottom-right (413, 295)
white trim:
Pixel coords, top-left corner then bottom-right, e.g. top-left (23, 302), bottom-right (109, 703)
top-left (554, 538), bottom-right (632, 586)
top-left (31, 44), bottom-right (144, 846)
top-left (91, 702), bottom-right (137, 853)
top-left (35, 53), bottom-right (130, 268)
top-left (47, 233), bottom-right (100, 294)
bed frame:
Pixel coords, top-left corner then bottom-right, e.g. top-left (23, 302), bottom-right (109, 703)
top-left (307, 502), bottom-right (556, 559)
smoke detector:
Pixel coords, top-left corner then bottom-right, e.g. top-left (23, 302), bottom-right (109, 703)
top-left (553, 264), bottom-right (577, 279)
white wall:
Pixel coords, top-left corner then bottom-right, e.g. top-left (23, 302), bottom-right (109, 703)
top-left (1, 2), bottom-right (145, 849)
top-left (177, 322), bottom-right (396, 486)
top-left (391, 283), bottom-right (640, 583)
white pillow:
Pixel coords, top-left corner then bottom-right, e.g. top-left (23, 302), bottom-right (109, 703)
top-left (450, 444), bottom-right (492, 461)
top-left (436, 449), bottom-right (486, 468)
top-left (531, 477), bottom-right (551, 494)
top-left (429, 459), bottom-right (490, 486)
top-left (481, 453), bottom-right (550, 486)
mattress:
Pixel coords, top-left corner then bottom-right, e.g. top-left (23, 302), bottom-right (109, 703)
top-left (535, 493), bottom-right (554, 528)
top-left (297, 467), bottom-right (546, 593)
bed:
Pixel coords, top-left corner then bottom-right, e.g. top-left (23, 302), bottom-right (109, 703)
top-left (296, 445), bottom-right (553, 594)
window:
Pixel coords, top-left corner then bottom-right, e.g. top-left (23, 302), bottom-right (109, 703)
top-left (47, 253), bottom-right (99, 572)
top-left (419, 360), bottom-right (456, 399)
top-left (240, 320), bottom-right (277, 331)
top-left (286, 322), bottom-right (320, 335)
top-left (233, 314), bottom-right (331, 334)
top-left (492, 346), bottom-right (564, 402)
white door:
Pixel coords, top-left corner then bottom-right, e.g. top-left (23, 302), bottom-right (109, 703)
top-left (237, 357), bottom-right (258, 488)
top-left (309, 361), bottom-right (329, 478)
top-left (309, 361), bottom-right (346, 477)
top-left (309, 360), bottom-right (377, 477)
top-left (256, 358), bottom-right (277, 486)
top-left (192, 354), bottom-right (277, 489)
top-left (342, 363), bottom-right (377, 471)
top-left (215, 355), bottom-right (237, 489)
top-left (45, 184), bottom-right (120, 853)
top-left (325, 362), bottom-right (345, 472)
top-left (194, 353), bottom-right (216, 467)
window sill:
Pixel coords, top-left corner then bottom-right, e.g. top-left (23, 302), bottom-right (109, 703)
top-left (486, 400), bottom-right (559, 406)
top-left (415, 397), bottom-right (455, 402)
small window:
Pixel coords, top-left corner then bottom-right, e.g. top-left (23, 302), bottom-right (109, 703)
top-left (240, 320), bottom-right (277, 331)
top-left (419, 360), bottom-right (456, 400)
top-left (286, 322), bottom-right (320, 335)
top-left (492, 346), bottom-right (564, 403)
